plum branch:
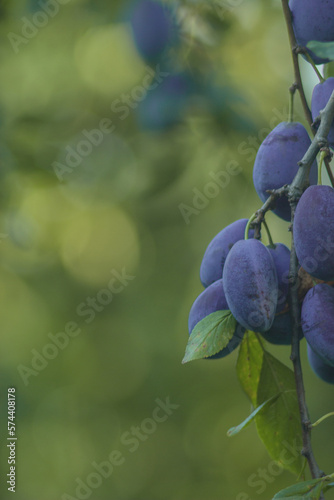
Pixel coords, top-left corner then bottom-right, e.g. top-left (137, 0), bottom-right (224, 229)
top-left (285, 91), bottom-right (334, 488)
top-left (281, 0), bottom-right (334, 490)
top-left (281, 0), bottom-right (334, 188)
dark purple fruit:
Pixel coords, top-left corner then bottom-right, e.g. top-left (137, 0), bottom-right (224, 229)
top-left (137, 72), bottom-right (194, 130)
top-left (289, 0), bottom-right (334, 65)
top-left (253, 122), bottom-right (317, 221)
top-left (223, 239), bottom-right (278, 333)
top-left (294, 185), bottom-right (334, 281)
top-left (130, 0), bottom-right (176, 65)
top-left (200, 219), bottom-right (254, 288)
top-left (267, 243), bottom-right (290, 314)
top-left (261, 311), bottom-right (303, 345)
top-left (301, 284), bottom-right (334, 367)
top-left (188, 279), bottom-right (244, 359)
top-left (311, 77), bottom-right (334, 149)
top-left (307, 343), bottom-right (334, 384)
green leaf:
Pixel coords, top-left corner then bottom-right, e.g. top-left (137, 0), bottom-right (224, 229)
top-left (182, 310), bottom-right (236, 364)
top-left (324, 61), bottom-right (334, 79)
top-left (256, 348), bottom-right (304, 476)
top-left (237, 331), bottom-right (263, 406)
top-left (236, 333), bottom-right (303, 475)
top-left (227, 393), bottom-right (280, 437)
top-left (273, 478), bottom-right (324, 499)
top-left (307, 40), bottom-right (334, 60)
top-left (322, 476), bottom-right (334, 492)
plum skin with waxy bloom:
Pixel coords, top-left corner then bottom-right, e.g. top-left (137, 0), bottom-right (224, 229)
top-left (130, 0), bottom-right (176, 65)
top-left (137, 72), bottom-right (194, 130)
top-left (261, 311), bottom-right (304, 345)
top-left (267, 243), bottom-right (291, 314)
top-left (311, 77), bottom-right (334, 149)
top-left (307, 344), bottom-right (334, 384)
top-left (223, 239), bottom-right (278, 333)
top-left (200, 218), bottom-right (255, 288)
top-left (294, 185), bottom-right (334, 281)
top-left (301, 284), bottom-right (334, 368)
top-left (252, 122), bottom-right (317, 222)
top-left (289, 0), bottom-right (334, 65)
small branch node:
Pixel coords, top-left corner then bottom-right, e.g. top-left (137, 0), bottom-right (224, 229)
top-left (317, 137), bottom-right (328, 149)
top-left (289, 82), bottom-right (298, 94)
top-left (302, 419), bottom-right (312, 432)
top-left (312, 116), bottom-right (321, 130)
top-left (301, 447), bottom-right (310, 459)
top-left (295, 45), bottom-right (306, 55)
top-left (290, 353), bottom-right (297, 363)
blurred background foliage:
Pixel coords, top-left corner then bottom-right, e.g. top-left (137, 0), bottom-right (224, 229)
top-left (0, 0), bottom-right (333, 498)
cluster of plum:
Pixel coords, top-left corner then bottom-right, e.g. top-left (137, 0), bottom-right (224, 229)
top-left (128, 0), bottom-right (243, 131)
top-left (188, 0), bottom-right (334, 384)
top-left (128, 0), bottom-right (192, 130)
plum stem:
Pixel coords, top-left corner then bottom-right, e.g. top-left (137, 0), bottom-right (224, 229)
top-left (244, 213), bottom-right (257, 240)
top-left (251, 185), bottom-right (288, 227)
top-left (262, 219), bottom-right (275, 248)
top-left (288, 84), bottom-right (297, 123)
top-left (324, 156), bottom-right (334, 187)
top-left (311, 412), bottom-right (334, 429)
top-left (317, 150), bottom-right (327, 186)
top-left (303, 51), bottom-right (325, 83)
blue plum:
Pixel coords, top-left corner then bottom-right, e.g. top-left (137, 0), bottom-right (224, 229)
top-left (261, 311), bottom-right (304, 345)
top-left (253, 122), bottom-right (317, 221)
top-left (137, 72), bottom-right (194, 130)
top-left (267, 243), bottom-right (290, 314)
top-left (188, 279), bottom-right (244, 359)
top-left (307, 344), bottom-right (334, 384)
top-left (294, 185), bottom-right (334, 281)
top-left (200, 219), bottom-right (255, 288)
top-left (130, 0), bottom-right (176, 65)
top-left (223, 239), bottom-right (278, 333)
top-left (311, 77), bottom-right (334, 149)
top-left (289, 0), bottom-right (334, 65)
top-left (301, 284), bottom-right (334, 367)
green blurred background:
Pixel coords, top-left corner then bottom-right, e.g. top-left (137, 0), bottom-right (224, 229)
top-left (0, 0), bottom-right (333, 498)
